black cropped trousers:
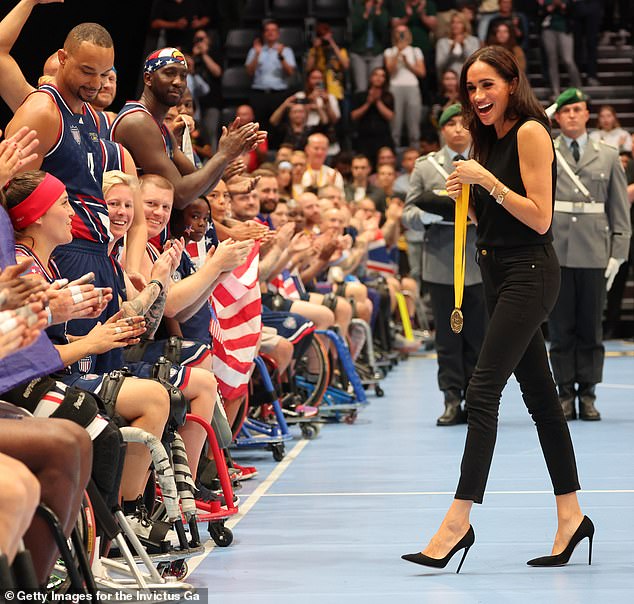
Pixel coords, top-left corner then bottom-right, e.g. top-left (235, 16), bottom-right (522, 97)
top-left (455, 244), bottom-right (580, 503)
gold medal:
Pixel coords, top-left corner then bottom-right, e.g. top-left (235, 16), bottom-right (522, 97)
top-left (452, 184), bottom-right (469, 335)
top-left (450, 308), bottom-right (464, 333)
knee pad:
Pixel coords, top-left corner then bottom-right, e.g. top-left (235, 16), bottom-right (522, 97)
top-left (91, 420), bottom-right (126, 509)
top-left (99, 369), bottom-right (128, 418)
top-left (151, 356), bottom-right (188, 434)
top-left (334, 282), bottom-right (347, 297)
top-left (322, 292), bottom-right (338, 312)
top-left (2, 376), bottom-right (58, 412)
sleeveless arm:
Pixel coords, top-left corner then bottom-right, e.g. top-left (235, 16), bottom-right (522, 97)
top-left (5, 92), bottom-right (61, 170)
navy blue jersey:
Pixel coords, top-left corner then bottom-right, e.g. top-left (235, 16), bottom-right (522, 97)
top-left (97, 110), bottom-right (113, 137)
top-left (175, 251), bottom-right (212, 345)
top-left (110, 101), bottom-right (174, 172)
top-left (38, 85), bottom-right (111, 245)
top-left (100, 139), bottom-right (126, 172)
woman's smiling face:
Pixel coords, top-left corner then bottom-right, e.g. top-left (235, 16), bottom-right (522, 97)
top-left (466, 60), bottom-right (513, 130)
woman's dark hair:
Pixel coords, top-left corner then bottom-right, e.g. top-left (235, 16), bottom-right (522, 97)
top-left (0, 171), bottom-right (47, 215)
top-left (369, 66), bottom-right (390, 94)
top-left (458, 46), bottom-right (548, 163)
top-left (487, 21), bottom-right (518, 49)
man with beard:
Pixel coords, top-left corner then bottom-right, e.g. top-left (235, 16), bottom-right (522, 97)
top-left (252, 169), bottom-right (280, 227)
top-left (5, 21), bottom-right (137, 374)
top-left (109, 47), bottom-right (263, 210)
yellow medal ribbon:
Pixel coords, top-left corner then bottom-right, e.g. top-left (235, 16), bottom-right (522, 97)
top-left (451, 184), bottom-right (469, 334)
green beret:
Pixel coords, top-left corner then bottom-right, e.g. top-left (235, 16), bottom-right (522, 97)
top-left (555, 88), bottom-right (589, 111)
top-left (438, 103), bottom-right (462, 128)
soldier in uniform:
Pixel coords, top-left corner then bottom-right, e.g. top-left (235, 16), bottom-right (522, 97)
top-left (549, 88), bottom-right (631, 421)
top-left (403, 104), bottom-right (486, 426)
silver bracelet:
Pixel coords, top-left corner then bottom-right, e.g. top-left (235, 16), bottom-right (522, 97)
top-left (489, 179), bottom-right (499, 197)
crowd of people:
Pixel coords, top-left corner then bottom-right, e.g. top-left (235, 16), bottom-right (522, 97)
top-left (0, 0), bottom-right (633, 588)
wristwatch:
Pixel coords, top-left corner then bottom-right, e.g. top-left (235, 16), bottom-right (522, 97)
top-left (495, 185), bottom-right (510, 205)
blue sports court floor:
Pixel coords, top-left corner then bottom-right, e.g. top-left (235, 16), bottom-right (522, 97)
top-left (188, 342), bottom-right (634, 603)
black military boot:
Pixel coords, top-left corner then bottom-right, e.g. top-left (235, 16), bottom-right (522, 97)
top-left (436, 393), bottom-right (467, 426)
top-left (558, 384), bottom-right (576, 421)
top-left (578, 384), bottom-right (601, 421)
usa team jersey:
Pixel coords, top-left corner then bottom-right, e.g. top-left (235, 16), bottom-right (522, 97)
top-left (110, 101), bottom-right (174, 170)
top-left (100, 138), bottom-right (126, 173)
top-left (97, 111), bottom-right (113, 137)
top-left (37, 85), bottom-right (111, 245)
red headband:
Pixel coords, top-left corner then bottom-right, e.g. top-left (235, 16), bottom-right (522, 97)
top-left (8, 173), bottom-right (66, 230)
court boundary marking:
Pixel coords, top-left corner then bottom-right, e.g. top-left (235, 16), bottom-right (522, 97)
top-left (186, 438), bottom-right (311, 574)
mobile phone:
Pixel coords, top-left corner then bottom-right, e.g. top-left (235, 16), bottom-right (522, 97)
top-left (294, 97), bottom-right (310, 104)
top-left (315, 82), bottom-right (325, 90)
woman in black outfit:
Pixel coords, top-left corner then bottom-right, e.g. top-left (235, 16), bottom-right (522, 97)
top-left (402, 46), bottom-right (594, 572)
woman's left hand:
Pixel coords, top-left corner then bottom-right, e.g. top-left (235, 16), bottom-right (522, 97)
top-left (446, 159), bottom-right (490, 198)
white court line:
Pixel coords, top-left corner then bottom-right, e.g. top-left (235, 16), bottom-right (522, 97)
top-left (259, 489), bottom-right (634, 498)
top-left (599, 382), bottom-right (634, 389)
top-left (186, 438), bottom-right (311, 575)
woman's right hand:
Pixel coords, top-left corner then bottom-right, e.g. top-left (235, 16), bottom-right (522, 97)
top-left (152, 243), bottom-right (181, 288)
top-left (84, 314), bottom-right (146, 353)
top-left (0, 311), bottom-right (27, 360)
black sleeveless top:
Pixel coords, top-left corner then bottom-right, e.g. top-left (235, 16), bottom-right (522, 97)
top-left (472, 117), bottom-right (555, 248)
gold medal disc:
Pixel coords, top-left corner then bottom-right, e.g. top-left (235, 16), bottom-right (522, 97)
top-left (450, 308), bottom-right (464, 334)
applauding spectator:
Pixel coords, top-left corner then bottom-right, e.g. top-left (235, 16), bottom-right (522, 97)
top-left (246, 20), bottom-right (297, 130)
top-left (350, 0), bottom-right (390, 93)
top-left (191, 29), bottom-right (223, 151)
top-left (306, 22), bottom-right (350, 103)
top-left (150, 0), bottom-right (211, 48)
top-left (384, 24), bottom-right (426, 148)
top-left (350, 67), bottom-right (395, 168)
top-left (435, 10), bottom-right (480, 77)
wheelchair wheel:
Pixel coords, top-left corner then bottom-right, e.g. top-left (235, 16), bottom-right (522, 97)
top-left (294, 337), bottom-right (330, 407)
top-left (209, 522), bottom-right (234, 547)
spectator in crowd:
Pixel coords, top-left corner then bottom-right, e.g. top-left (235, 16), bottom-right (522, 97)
top-left (435, 10), bottom-right (480, 77)
top-left (276, 143), bottom-right (295, 163)
top-left (590, 105), bottom-right (633, 153)
top-left (182, 51), bottom-right (209, 123)
top-left (571, 0), bottom-right (603, 86)
top-left (306, 22), bottom-right (350, 103)
top-left (269, 96), bottom-right (317, 151)
top-left (350, 0), bottom-right (390, 93)
top-left (191, 28), bottom-right (223, 152)
top-left (301, 133), bottom-right (345, 191)
top-left (290, 150), bottom-right (307, 199)
top-left (486, 21), bottom-right (526, 72)
top-left (345, 154), bottom-right (387, 211)
top-left (429, 68), bottom-right (460, 126)
top-left (236, 104), bottom-right (268, 171)
top-left (539, 0), bottom-right (582, 99)
top-left (294, 69), bottom-right (342, 155)
top-left (91, 67), bottom-right (117, 133)
top-left (384, 24), bottom-right (426, 149)
top-left (276, 159), bottom-right (293, 198)
top-left (394, 147), bottom-right (420, 195)
top-left (375, 163), bottom-right (403, 203)
top-left (150, 0), bottom-right (211, 49)
top-left (376, 145), bottom-right (400, 173)
top-left (390, 0), bottom-right (438, 61)
top-left (601, 0), bottom-right (631, 47)
top-left (333, 150), bottom-right (354, 184)
top-left (480, 0), bottom-right (528, 51)
top-left (433, 1), bottom-right (461, 38)
top-left (177, 87), bottom-right (212, 162)
top-left (476, 0), bottom-right (501, 41)
top-left (350, 67), bottom-right (395, 169)
top-left (245, 20), bottom-right (297, 130)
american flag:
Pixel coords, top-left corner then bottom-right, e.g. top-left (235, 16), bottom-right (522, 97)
top-left (269, 268), bottom-right (301, 300)
top-left (210, 242), bottom-right (262, 400)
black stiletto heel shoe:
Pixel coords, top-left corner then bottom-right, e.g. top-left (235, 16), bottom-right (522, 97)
top-left (527, 516), bottom-right (595, 567)
top-left (402, 526), bottom-right (475, 574)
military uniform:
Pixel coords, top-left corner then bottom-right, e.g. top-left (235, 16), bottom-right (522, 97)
top-left (549, 129), bottom-right (631, 419)
top-left (403, 145), bottom-right (486, 424)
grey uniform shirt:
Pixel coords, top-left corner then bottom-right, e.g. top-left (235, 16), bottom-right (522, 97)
top-left (552, 134), bottom-right (631, 268)
top-left (403, 146), bottom-right (482, 286)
